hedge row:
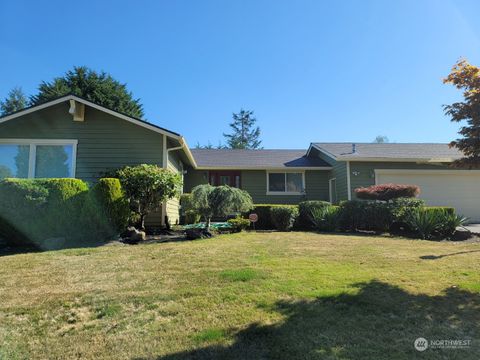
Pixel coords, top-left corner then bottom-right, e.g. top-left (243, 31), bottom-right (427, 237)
top-left (245, 200), bottom-right (455, 233)
top-left (0, 178), bottom-right (129, 250)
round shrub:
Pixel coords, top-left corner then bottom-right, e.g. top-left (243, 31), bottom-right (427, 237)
top-left (90, 178), bottom-right (130, 235)
top-left (227, 217), bottom-right (251, 232)
top-left (355, 183), bottom-right (420, 201)
top-left (270, 205), bottom-right (299, 231)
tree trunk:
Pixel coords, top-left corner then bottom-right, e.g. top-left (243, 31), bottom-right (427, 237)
top-left (140, 214), bottom-right (146, 231)
top-left (205, 217), bottom-right (211, 231)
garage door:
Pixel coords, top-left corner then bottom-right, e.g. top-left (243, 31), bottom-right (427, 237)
top-left (375, 170), bottom-right (480, 222)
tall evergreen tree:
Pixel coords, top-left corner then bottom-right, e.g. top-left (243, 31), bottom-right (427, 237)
top-left (30, 66), bottom-right (144, 118)
top-left (443, 59), bottom-right (480, 168)
top-left (0, 87), bottom-right (28, 116)
top-left (223, 109), bottom-right (262, 149)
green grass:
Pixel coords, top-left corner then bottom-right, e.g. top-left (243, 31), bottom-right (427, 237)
top-left (0, 232), bottom-right (479, 359)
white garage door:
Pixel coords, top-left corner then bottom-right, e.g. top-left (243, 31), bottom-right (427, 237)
top-left (375, 170), bottom-right (480, 222)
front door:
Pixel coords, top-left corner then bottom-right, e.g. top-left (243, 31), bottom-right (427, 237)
top-left (209, 171), bottom-right (241, 188)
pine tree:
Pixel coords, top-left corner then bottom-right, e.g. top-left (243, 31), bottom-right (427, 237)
top-left (223, 109), bottom-right (262, 149)
top-left (30, 66), bottom-right (144, 118)
top-left (0, 87), bottom-right (28, 116)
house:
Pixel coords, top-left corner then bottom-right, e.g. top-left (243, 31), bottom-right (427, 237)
top-left (1, 95), bottom-right (479, 224)
top-left (0, 95), bottom-right (196, 227)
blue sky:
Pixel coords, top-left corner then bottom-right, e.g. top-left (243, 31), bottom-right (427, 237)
top-left (1, 0), bottom-right (479, 149)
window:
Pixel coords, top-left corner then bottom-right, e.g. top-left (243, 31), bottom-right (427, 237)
top-left (267, 172), bottom-right (305, 194)
top-left (0, 140), bottom-right (77, 179)
top-left (209, 171), bottom-right (241, 188)
top-left (219, 175), bottom-right (230, 185)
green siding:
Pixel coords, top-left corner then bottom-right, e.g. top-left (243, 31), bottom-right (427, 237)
top-left (309, 147), bottom-right (347, 202)
top-left (349, 162), bottom-right (453, 199)
top-left (0, 102), bottom-right (165, 183)
top-left (165, 150), bottom-right (184, 225)
top-left (332, 162), bottom-right (348, 201)
top-left (184, 168), bottom-right (208, 192)
top-left (184, 169), bottom-right (330, 204)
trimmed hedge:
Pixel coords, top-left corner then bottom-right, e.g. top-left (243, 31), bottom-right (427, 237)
top-left (90, 178), bottom-right (130, 236)
top-left (246, 204), bottom-right (294, 230)
top-left (0, 178), bottom-right (130, 250)
top-left (270, 206), bottom-right (299, 231)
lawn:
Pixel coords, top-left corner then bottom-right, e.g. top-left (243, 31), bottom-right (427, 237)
top-left (0, 232), bottom-right (479, 359)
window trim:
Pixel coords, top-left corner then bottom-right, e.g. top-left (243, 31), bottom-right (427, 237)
top-left (0, 139), bottom-right (78, 178)
top-left (266, 170), bottom-right (305, 195)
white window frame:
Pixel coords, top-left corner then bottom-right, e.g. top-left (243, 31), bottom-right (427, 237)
top-left (266, 171), bottom-right (305, 195)
top-left (0, 139), bottom-right (78, 178)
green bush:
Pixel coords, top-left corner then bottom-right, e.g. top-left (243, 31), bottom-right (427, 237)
top-left (406, 207), bottom-right (464, 240)
top-left (406, 208), bottom-right (444, 240)
top-left (270, 205), bottom-right (299, 231)
top-left (439, 212), bottom-right (468, 238)
top-left (390, 198), bottom-right (425, 223)
top-left (180, 193), bottom-right (198, 224)
top-left (297, 200), bottom-right (332, 229)
top-left (227, 217), bottom-right (251, 232)
top-left (246, 204), bottom-right (295, 230)
top-left (90, 178), bottom-right (130, 235)
top-left (115, 164), bottom-right (182, 229)
top-left (184, 210), bottom-right (201, 225)
top-left (423, 206), bottom-right (455, 216)
top-left (0, 178), bottom-right (96, 249)
top-left (310, 205), bottom-right (340, 232)
top-left (338, 199), bottom-right (429, 232)
top-left (338, 200), bottom-right (367, 231)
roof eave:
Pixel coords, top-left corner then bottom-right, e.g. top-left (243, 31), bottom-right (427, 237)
top-left (194, 166), bottom-right (333, 170)
top-left (336, 156), bottom-right (456, 163)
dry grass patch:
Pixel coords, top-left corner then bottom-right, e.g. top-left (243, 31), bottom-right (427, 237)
top-left (0, 232), bottom-right (479, 359)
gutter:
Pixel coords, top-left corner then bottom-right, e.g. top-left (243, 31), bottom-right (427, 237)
top-left (167, 137), bottom-right (197, 168)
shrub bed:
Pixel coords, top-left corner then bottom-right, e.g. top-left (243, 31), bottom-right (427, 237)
top-left (0, 178), bottom-right (130, 250)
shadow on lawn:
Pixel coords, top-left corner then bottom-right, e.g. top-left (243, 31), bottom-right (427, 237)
top-left (420, 250), bottom-right (480, 260)
top-left (142, 280), bottom-right (479, 360)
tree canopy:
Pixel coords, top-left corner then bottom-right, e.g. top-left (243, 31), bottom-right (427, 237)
top-left (30, 66), bottom-right (144, 118)
top-left (190, 184), bottom-right (253, 229)
top-left (443, 59), bottom-right (480, 168)
top-left (115, 164), bottom-right (182, 229)
top-left (223, 109), bottom-right (262, 149)
top-left (373, 135), bottom-right (389, 143)
top-left (0, 87), bottom-right (27, 116)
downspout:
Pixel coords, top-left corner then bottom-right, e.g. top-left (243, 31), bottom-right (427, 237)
top-left (346, 161), bottom-right (352, 201)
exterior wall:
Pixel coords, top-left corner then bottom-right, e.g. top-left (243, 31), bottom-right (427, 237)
top-left (309, 147), bottom-right (347, 202)
top-left (183, 169), bottom-right (330, 204)
top-left (332, 162), bottom-right (348, 202)
top-left (165, 150), bottom-right (184, 225)
top-left (184, 168), bottom-right (208, 192)
top-left (349, 161), bottom-right (452, 199)
top-left (0, 102), bottom-right (172, 226)
top-left (0, 102), bottom-right (165, 183)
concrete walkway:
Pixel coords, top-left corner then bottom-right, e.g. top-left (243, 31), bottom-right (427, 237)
top-left (463, 223), bottom-right (480, 233)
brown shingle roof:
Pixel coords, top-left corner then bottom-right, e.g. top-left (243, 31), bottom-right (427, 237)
top-left (191, 149), bottom-right (331, 169)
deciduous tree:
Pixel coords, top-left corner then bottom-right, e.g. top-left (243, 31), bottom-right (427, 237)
top-left (443, 59), bottom-right (480, 168)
